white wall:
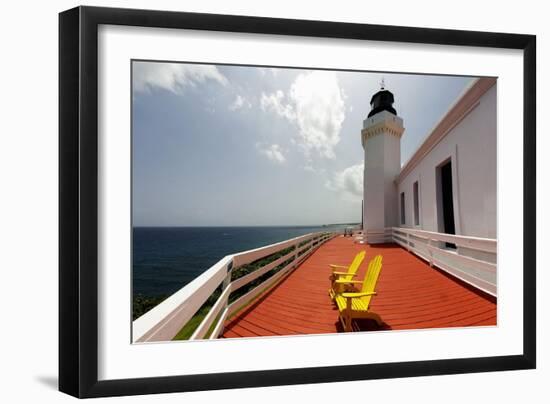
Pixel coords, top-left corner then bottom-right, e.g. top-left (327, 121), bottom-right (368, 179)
top-left (397, 84), bottom-right (497, 238)
top-left (0, 1), bottom-right (547, 404)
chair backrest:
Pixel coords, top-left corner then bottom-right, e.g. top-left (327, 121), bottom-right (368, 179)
top-left (361, 255), bottom-right (383, 294)
top-left (343, 250), bottom-right (366, 282)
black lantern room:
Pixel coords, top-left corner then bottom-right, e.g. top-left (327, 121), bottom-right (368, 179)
top-left (368, 84), bottom-right (397, 118)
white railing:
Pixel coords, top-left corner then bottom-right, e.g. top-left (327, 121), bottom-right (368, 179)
top-left (132, 231), bottom-right (336, 343)
top-left (391, 227), bottom-right (497, 297)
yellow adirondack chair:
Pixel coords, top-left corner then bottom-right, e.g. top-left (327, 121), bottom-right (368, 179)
top-left (334, 254), bottom-right (383, 332)
top-left (328, 250), bottom-right (366, 299)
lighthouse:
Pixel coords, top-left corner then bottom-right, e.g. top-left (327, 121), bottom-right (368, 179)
top-left (361, 81), bottom-right (405, 243)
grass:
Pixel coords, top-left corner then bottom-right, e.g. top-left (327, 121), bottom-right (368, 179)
top-left (173, 305), bottom-right (211, 340)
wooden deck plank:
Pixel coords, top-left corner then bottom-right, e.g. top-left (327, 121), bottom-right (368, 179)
top-left (222, 236), bottom-right (496, 337)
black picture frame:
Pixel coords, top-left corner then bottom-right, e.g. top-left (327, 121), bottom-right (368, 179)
top-left (59, 5), bottom-right (536, 398)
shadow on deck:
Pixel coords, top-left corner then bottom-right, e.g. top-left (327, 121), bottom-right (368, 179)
top-left (222, 236), bottom-right (496, 338)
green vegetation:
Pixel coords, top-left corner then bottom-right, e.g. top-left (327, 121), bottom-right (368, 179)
top-left (229, 245), bottom-right (296, 303)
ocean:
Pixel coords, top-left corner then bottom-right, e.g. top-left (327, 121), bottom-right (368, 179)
top-left (133, 225), bottom-right (351, 299)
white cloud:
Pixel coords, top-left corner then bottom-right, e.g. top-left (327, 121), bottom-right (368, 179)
top-left (260, 71), bottom-right (346, 159)
top-left (258, 144), bottom-right (286, 164)
top-left (133, 62), bottom-right (228, 94)
top-left (325, 162), bottom-right (363, 200)
top-left (229, 95), bottom-right (252, 111)
top-left (260, 90), bottom-right (296, 121)
top-left (291, 71), bottom-right (346, 159)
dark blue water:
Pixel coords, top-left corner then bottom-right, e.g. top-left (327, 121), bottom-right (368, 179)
top-left (133, 225), bottom-right (349, 298)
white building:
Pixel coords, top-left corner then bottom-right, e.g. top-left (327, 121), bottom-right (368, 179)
top-left (362, 77), bottom-right (497, 245)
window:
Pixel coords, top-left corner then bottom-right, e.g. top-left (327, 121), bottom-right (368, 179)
top-left (400, 192), bottom-right (406, 225)
top-left (413, 181), bottom-right (420, 226)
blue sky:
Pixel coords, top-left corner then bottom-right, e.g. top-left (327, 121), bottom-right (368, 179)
top-left (132, 61), bottom-right (473, 227)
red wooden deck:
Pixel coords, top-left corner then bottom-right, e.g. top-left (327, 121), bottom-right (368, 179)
top-left (222, 236), bottom-right (496, 338)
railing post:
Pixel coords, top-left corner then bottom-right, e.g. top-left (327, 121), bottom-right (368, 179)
top-left (293, 240), bottom-right (299, 267)
top-left (223, 259), bottom-right (233, 290)
top-left (428, 238), bottom-right (434, 267)
top-left (217, 259), bottom-right (233, 337)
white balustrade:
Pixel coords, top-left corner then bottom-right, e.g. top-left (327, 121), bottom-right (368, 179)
top-left (391, 227), bottom-right (497, 296)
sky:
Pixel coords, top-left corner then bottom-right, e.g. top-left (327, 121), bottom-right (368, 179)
top-left (132, 61), bottom-right (474, 227)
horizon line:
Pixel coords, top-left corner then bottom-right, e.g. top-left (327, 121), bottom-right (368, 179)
top-left (132, 223), bottom-right (361, 228)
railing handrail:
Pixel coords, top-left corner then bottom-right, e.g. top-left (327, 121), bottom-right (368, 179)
top-left (391, 226), bottom-right (497, 296)
top-left (133, 231), bottom-right (336, 343)
top-left (392, 227), bottom-right (496, 254)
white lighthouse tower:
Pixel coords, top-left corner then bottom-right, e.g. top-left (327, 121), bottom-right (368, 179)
top-left (362, 81), bottom-right (405, 243)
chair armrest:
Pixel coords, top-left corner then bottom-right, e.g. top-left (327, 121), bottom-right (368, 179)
top-left (329, 264), bottom-right (348, 270)
top-left (341, 292), bottom-right (377, 298)
top-left (334, 279), bottom-right (362, 284)
top-left (332, 271), bottom-right (356, 276)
